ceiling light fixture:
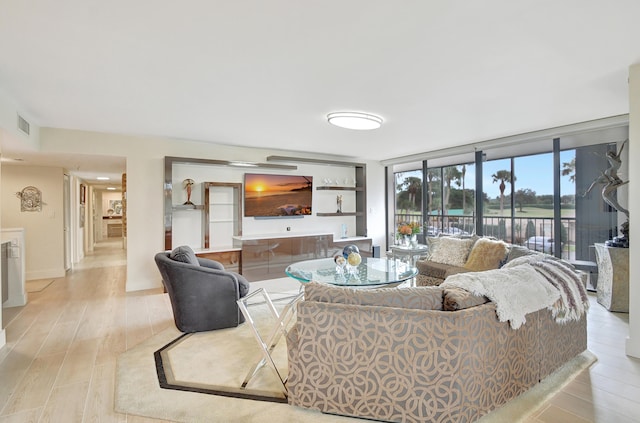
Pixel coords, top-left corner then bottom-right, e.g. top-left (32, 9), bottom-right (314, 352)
top-left (327, 112), bottom-right (383, 130)
top-left (97, 176), bottom-right (110, 180)
top-left (107, 187), bottom-right (116, 190)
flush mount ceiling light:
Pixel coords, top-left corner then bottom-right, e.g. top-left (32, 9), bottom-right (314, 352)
top-left (327, 112), bottom-right (383, 130)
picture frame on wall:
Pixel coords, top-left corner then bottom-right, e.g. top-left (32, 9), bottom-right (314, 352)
top-left (80, 184), bottom-right (86, 205)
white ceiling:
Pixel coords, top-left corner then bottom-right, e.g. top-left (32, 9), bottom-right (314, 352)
top-left (1, 1), bottom-right (639, 175)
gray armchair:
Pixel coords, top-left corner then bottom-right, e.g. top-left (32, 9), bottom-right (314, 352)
top-left (154, 246), bottom-right (250, 332)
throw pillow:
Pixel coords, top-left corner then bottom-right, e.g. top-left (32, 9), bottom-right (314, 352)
top-left (464, 238), bottom-right (510, 271)
top-left (304, 281), bottom-right (444, 311)
top-left (506, 244), bottom-right (538, 263)
top-left (428, 237), bottom-right (476, 267)
top-left (169, 245), bottom-right (200, 266)
top-left (425, 236), bottom-right (441, 260)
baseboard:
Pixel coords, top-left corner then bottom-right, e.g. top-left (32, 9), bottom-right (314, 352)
top-left (26, 268), bottom-right (65, 280)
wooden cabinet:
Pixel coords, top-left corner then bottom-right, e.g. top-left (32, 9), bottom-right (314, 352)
top-left (195, 249), bottom-right (241, 273)
top-left (331, 238), bottom-right (373, 258)
top-left (102, 216), bottom-right (123, 238)
top-left (236, 234), bottom-right (331, 281)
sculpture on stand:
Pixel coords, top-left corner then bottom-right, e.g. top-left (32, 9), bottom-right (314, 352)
top-left (183, 179), bottom-right (195, 205)
top-left (583, 140), bottom-right (629, 247)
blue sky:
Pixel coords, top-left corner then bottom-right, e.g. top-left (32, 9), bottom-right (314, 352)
top-left (482, 151), bottom-right (576, 199)
top-left (397, 150), bottom-right (577, 199)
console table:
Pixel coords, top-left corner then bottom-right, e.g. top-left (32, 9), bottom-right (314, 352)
top-left (594, 243), bottom-right (629, 312)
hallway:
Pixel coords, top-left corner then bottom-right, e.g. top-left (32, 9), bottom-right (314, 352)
top-left (0, 238), bottom-right (173, 422)
top-left (74, 238), bottom-right (127, 270)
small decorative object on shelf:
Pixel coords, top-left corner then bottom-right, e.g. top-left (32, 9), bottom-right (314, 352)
top-left (336, 195), bottom-right (343, 213)
top-left (183, 178), bottom-right (195, 205)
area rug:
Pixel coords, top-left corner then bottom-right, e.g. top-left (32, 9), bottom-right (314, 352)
top-left (116, 301), bottom-right (597, 422)
top-left (154, 290), bottom-right (297, 403)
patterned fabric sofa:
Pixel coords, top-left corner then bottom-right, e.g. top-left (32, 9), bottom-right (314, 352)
top-left (416, 235), bottom-right (536, 287)
top-left (286, 281), bottom-right (587, 423)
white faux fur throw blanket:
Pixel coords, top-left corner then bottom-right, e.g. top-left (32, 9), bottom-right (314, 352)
top-left (504, 255), bottom-right (590, 323)
top-left (441, 264), bottom-right (560, 329)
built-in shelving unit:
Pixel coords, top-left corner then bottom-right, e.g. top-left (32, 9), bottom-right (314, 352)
top-left (203, 182), bottom-right (242, 250)
top-left (316, 186), bottom-right (362, 191)
top-left (164, 156), bottom-right (293, 250)
top-left (163, 155), bottom-right (369, 278)
top-left (316, 212), bottom-right (364, 217)
top-left (266, 155), bottom-right (367, 236)
top-left (172, 204), bottom-right (205, 211)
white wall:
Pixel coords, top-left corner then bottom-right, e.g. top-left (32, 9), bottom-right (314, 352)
top-left (0, 165), bottom-right (65, 280)
top-left (0, 87), bottom-right (40, 153)
top-left (627, 62), bottom-right (640, 358)
top-left (0, 132), bottom-right (5, 348)
top-left (39, 128), bottom-right (387, 291)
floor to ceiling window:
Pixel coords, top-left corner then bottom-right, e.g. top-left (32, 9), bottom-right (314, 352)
top-left (482, 158), bottom-right (514, 241)
top-left (386, 125), bottom-right (627, 260)
top-left (394, 169), bottom-right (423, 243)
top-left (424, 164), bottom-right (475, 236)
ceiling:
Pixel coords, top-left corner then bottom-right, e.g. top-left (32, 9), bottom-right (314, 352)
top-left (1, 1), bottom-right (639, 176)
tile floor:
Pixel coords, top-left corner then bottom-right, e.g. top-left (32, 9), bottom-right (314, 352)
top-left (0, 239), bottom-right (638, 422)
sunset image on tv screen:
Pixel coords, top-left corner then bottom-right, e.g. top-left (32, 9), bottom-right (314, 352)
top-left (244, 174), bottom-right (313, 217)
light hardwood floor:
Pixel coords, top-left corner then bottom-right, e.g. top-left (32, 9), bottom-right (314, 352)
top-left (0, 239), bottom-right (639, 422)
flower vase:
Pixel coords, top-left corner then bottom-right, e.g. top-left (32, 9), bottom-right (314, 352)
top-left (402, 235), bottom-right (410, 246)
top-left (410, 234), bottom-right (418, 247)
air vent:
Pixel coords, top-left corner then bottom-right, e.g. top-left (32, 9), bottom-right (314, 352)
top-left (17, 114), bottom-right (30, 135)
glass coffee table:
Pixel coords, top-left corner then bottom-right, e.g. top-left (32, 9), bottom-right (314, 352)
top-left (285, 257), bottom-right (418, 288)
top-left (238, 257), bottom-right (417, 393)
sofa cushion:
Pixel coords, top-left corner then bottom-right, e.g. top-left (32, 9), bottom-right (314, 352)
top-left (416, 260), bottom-right (450, 279)
top-left (506, 244), bottom-right (538, 263)
top-left (416, 260), bottom-right (469, 280)
top-left (443, 287), bottom-right (490, 311)
top-left (169, 245), bottom-right (200, 266)
top-left (304, 281), bottom-right (444, 311)
top-left (464, 238), bottom-right (510, 271)
top-left (427, 236), bottom-right (476, 267)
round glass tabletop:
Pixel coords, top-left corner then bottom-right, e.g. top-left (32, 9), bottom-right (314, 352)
top-left (285, 257), bottom-right (418, 287)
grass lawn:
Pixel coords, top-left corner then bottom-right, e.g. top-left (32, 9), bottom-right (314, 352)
top-left (485, 206), bottom-right (575, 218)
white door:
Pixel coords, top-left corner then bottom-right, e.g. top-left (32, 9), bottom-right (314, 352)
top-left (63, 174), bottom-right (72, 270)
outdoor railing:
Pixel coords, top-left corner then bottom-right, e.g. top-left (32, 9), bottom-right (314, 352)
top-left (394, 212), bottom-right (576, 260)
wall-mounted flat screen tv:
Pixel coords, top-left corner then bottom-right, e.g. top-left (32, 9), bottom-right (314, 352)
top-left (244, 173), bottom-right (313, 217)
